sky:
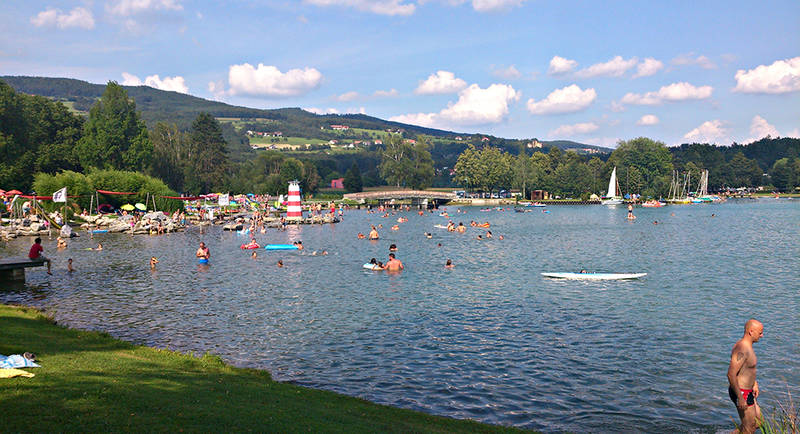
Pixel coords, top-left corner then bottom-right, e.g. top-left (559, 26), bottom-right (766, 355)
top-left (2, 0), bottom-right (799, 148)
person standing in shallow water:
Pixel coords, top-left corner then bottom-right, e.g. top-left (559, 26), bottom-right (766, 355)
top-left (728, 319), bottom-right (764, 434)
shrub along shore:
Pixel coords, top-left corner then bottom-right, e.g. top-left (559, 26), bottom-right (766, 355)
top-left (0, 304), bottom-right (529, 433)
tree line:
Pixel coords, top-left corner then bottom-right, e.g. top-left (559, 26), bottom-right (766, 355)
top-left (453, 137), bottom-right (800, 199)
top-left (2, 79), bottom-right (799, 199)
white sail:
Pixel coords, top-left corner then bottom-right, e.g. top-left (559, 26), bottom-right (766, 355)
top-left (606, 167), bottom-right (617, 197)
top-left (602, 166), bottom-right (623, 204)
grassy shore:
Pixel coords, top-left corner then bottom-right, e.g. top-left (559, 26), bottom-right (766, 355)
top-left (1, 304), bottom-right (528, 433)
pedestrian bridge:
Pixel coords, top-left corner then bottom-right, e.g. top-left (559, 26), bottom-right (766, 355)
top-left (342, 190), bottom-right (456, 208)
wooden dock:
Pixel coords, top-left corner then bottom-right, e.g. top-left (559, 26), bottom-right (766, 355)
top-left (0, 257), bottom-right (47, 281)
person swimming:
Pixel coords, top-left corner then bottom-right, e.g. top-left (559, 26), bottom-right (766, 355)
top-left (150, 256), bottom-right (159, 269)
top-left (445, 259), bottom-right (454, 269)
top-left (389, 244), bottom-right (397, 252)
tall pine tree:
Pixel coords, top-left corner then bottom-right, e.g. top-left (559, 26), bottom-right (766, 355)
top-left (184, 113), bottom-right (229, 193)
top-left (343, 161), bottom-right (363, 192)
top-left (76, 81), bottom-right (152, 171)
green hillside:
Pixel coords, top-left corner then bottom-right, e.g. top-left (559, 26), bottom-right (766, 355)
top-left (1, 76), bottom-right (612, 154)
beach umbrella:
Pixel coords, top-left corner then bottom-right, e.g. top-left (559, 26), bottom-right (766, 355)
top-left (6, 189), bottom-right (23, 195)
top-left (121, 203), bottom-right (135, 211)
top-left (134, 203), bottom-right (146, 211)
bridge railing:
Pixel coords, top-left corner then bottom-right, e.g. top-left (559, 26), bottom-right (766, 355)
top-left (343, 190), bottom-right (456, 201)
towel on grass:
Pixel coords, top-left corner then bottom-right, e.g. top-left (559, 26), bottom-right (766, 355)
top-left (0, 354), bottom-right (40, 369)
top-left (0, 368), bottom-right (35, 378)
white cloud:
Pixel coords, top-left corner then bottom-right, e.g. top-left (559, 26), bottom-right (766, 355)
top-left (632, 58), bottom-right (663, 78)
top-left (121, 72), bottom-right (189, 93)
top-left (107, 0), bottom-right (183, 16)
top-left (587, 137), bottom-right (621, 148)
top-left (227, 63), bottom-right (323, 98)
top-left (391, 83), bottom-right (519, 127)
top-left (31, 7), bottom-right (95, 29)
top-left (471, 0), bottom-right (527, 12)
top-left (749, 115), bottom-right (780, 141)
top-left (373, 89), bottom-right (399, 97)
top-left (335, 91), bottom-right (360, 101)
top-left (575, 56), bottom-right (638, 78)
top-left (620, 82), bottom-right (713, 105)
top-left (491, 65), bottom-right (521, 80)
top-left (548, 122), bottom-right (599, 137)
top-left (672, 53), bottom-right (716, 69)
top-left (389, 112), bottom-right (439, 128)
top-left (425, 0), bottom-right (527, 12)
top-left (733, 57), bottom-right (800, 94)
top-left (208, 80), bottom-right (225, 99)
top-left (684, 120), bottom-right (727, 144)
top-left (526, 84), bottom-right (596, 115)
top-left (440, 83), bottom-right (519, 124)
top-left (548, 56), bottom-right (577, 75)
top-left (305, 107), bottom-right (340, 115)
top-left (303, 0), bottom-right (415, 16)
top-left (636, 114), bottom-right (659, 126)
top-left (414, 70), bottom-right (468, 95)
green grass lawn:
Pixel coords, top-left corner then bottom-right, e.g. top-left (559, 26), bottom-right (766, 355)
top-left (0, 304), bottom-right (529, 433)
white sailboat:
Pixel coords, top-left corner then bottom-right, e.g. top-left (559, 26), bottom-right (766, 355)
top-left (601, 166), bottom-right (624, 205)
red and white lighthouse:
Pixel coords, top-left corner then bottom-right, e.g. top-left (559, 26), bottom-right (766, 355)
top-left (286, 180), bottom-right (303, 220)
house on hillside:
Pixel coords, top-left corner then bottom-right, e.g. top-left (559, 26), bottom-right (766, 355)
top-left (331, 178), bottom-right (344, 189)
top-left (331, 125), bottom-right (349, 131)
top-left (527, 139), bottom-right (543, 149)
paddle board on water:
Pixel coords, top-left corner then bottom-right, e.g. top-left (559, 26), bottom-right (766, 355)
top-left (363, 263), bottom-right (382, 270)
top-left (264, 244), bottom-right (299, 250)
top-left (541, 272), bottom-right (646, 280)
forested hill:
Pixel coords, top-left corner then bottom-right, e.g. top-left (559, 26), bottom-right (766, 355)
top-left (1, 76), bottom-right (609, 153)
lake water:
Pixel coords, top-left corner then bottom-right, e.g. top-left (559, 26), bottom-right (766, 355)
top-left (2, 199), bottom-right (798, 432)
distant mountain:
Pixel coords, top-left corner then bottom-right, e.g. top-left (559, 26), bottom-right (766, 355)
top-left (1, 76), bottom-right (614, 153)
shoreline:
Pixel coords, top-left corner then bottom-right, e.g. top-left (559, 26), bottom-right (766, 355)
top-left (0, 303), bottom-right (530, 433)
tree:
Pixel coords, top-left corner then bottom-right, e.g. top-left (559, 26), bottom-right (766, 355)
top-left (726, 152), bottom-right (762, 187)
top-left (379, 135), bottom-right (412, 187)
top-left (76, 81), bottom-right (152, 171)
top-left (770, 158), bottom-right (796, 192)
top-left (150, 122), bottom-right (185, 191)
top-left (184, 113), bottom-right (229, 193)
top-left (379, 135), bottom-right (434, 189)
top-left (343, 162), bottom-right (363, 192)
top-left (607, 137), bottom-right (674, 197)
top-left (407, 138), bottom-right (435, 190)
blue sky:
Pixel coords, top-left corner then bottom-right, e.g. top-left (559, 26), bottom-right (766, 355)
top-left (2, 0), bottom-right (799, 147)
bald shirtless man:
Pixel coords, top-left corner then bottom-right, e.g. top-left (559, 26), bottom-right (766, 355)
top-left (727, 319), bottom-right (764, 434)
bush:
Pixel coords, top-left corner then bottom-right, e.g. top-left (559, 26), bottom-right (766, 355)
top-left (32, 169), bottom-right (181, 213)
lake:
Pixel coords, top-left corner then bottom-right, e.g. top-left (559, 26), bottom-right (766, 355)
top-left (1, 198), bottom-right (798, 432)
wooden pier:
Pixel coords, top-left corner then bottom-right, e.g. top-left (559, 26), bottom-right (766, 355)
top-left (0, 257), bottom-right (48, 281)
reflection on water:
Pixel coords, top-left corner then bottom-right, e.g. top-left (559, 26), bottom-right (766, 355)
top-left (1, 199), bottom-right (799, 432)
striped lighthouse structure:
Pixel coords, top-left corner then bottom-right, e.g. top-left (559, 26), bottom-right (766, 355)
top-left (286, 180), bottom-right (303, 220)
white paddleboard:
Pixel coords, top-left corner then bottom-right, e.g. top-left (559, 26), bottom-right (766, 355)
top-left (541, 272), bottom-right (646, 280)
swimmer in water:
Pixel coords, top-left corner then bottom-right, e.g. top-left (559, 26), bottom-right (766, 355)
top-left (196, 242), bottom-right (210, 261)
top-left (277, 259), bottom-right (283, 268)
top-left (293, 241), bottom-right (304, 250)
top-left (445, 259), bottom-right (454, 269)
top-left (369, 226), bottom-right (379, 240)
top-left (425, 232), bottom-right (432, 239)
top-left (251, 251), bottom-right (257, 258)
top-left (150, 256), bottom-right (158, 269)
top-left (67, 258), bottom-right (74, 272)
top-left (389, 244), bottom-right (397, 252)
top-left (486, 230), bottom-right (492, 238)
top-left (499, 235), bottom-right (504, 240)
top-left (96, 243), bottom-right (103, 251)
